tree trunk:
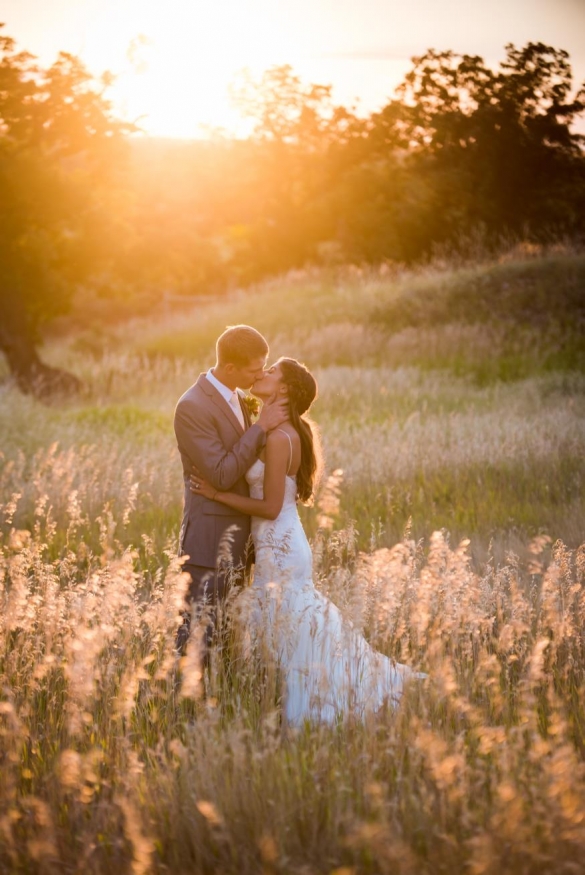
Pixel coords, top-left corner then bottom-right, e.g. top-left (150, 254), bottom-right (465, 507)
top-left (0, 327), bottom-right (82, 398)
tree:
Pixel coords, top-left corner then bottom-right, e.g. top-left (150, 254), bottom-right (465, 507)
top-left (379, 44), bottom-right (585, 242)
top-left (231, 64), bottom-right (357, 148)
top-left (321, 43), bottom-right (585, 264)
top-left (224, 65), bottom-right (362, 279)
top-left (0, 28), bottom-right (131, 396)
top-left (224, 46), bottom-right (585, 272)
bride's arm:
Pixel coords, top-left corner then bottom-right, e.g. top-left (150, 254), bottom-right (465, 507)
top-left (190, 430), bottom-right (290, 520)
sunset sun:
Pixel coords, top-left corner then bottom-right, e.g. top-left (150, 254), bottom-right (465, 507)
top-left (81, 0), bottom-right (305, 137)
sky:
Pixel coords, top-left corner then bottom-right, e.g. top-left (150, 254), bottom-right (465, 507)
top-left (1, 0), bottom-right (585, 138)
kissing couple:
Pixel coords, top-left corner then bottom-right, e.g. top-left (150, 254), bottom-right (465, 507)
top-left (174, 324), bottom-right (424, 726)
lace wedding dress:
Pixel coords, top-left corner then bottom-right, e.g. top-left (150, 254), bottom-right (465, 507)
top-left (242, 445), bottom-right (424, 726)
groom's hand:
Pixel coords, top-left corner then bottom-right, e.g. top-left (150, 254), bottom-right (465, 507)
top-left (257, 393), bottom-right (288, 433)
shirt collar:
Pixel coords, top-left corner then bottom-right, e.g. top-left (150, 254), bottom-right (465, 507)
top-left (206, 368), bottom-right (235, 404)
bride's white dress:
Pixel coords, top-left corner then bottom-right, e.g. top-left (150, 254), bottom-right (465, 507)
top-left (243, 452), bottom-right (423, 726)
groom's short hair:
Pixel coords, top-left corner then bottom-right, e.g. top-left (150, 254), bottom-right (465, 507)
top-left (216, 325), bottom-right (269, 367)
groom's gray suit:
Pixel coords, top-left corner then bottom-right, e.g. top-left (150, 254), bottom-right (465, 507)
top-left (174, 373), bottom-right (265, 608)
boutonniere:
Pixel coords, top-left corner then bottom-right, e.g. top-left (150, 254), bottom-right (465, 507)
top-left (240, 393), bottom-right (261, 422)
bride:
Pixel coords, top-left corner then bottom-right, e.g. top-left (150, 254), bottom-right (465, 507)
top-left (190, 357), bottom-right (424, 725)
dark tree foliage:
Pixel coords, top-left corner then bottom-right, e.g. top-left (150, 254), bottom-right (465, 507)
top-left (324, 43), bottom-right (585, 262)
top-left (0, 27), bottom-right (131, 395)
top-left (208, 44), bottom-right (585, 275)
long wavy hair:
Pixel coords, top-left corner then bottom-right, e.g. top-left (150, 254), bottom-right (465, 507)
top-left (277, 357), bottom-right (323, 504)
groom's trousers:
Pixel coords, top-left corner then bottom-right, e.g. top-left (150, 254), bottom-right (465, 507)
top-left (175, 562), bottom-right (243, 655)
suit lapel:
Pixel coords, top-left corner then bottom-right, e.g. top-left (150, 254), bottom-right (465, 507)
top-left (197, 373), bottom-right (245, 435)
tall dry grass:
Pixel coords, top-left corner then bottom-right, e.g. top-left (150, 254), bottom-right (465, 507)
top-left (1, 489), bottom-right (584, 873)
top-left (1, 248), bottom-right (584, 871)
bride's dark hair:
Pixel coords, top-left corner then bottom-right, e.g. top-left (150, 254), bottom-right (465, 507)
top-left (277, 357), bottom-right (323, 504)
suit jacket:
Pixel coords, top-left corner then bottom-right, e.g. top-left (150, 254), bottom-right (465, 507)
top-left (174, 373), bottom-right (265, 568)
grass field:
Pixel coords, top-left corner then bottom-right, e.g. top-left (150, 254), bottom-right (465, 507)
top-left (1, 245), bottom-right (584, 873)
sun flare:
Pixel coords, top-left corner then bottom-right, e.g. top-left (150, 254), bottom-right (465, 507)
top-left (80, 0), bottom-right (306, 138)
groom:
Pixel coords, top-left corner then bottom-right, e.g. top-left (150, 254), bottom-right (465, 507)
top-left (173, 324), bottom-right (286, 651)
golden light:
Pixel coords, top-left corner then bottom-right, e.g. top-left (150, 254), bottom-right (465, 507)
top-left (79, 0), bottom-right (307, 138)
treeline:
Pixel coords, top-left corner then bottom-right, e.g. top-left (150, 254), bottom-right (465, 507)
top-left (123, 45), bottom-right (585, 289)
top-left (1, 29), bottom-right (584, 392)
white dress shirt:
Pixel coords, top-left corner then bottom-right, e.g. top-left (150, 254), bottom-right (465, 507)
top-left (206, 368), bottom-right (245, 428)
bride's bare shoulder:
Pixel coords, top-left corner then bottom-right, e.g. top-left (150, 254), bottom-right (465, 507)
top-left (266, 427), bottom-right (292, 447)
top-left (268, 425), bottom-right (300, 446)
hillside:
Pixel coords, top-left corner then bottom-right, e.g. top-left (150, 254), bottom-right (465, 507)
top-left (2, 244), bottom-right (583, 558)
top-left (0, 246), bottom-right (584, 873)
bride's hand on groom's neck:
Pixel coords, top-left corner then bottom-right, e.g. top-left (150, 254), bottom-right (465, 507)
top-left (257, 393), bottom-right (288, 433)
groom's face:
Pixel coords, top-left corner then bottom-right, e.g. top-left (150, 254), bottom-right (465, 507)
top-left (231, 355), bottom-right (267, 390)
